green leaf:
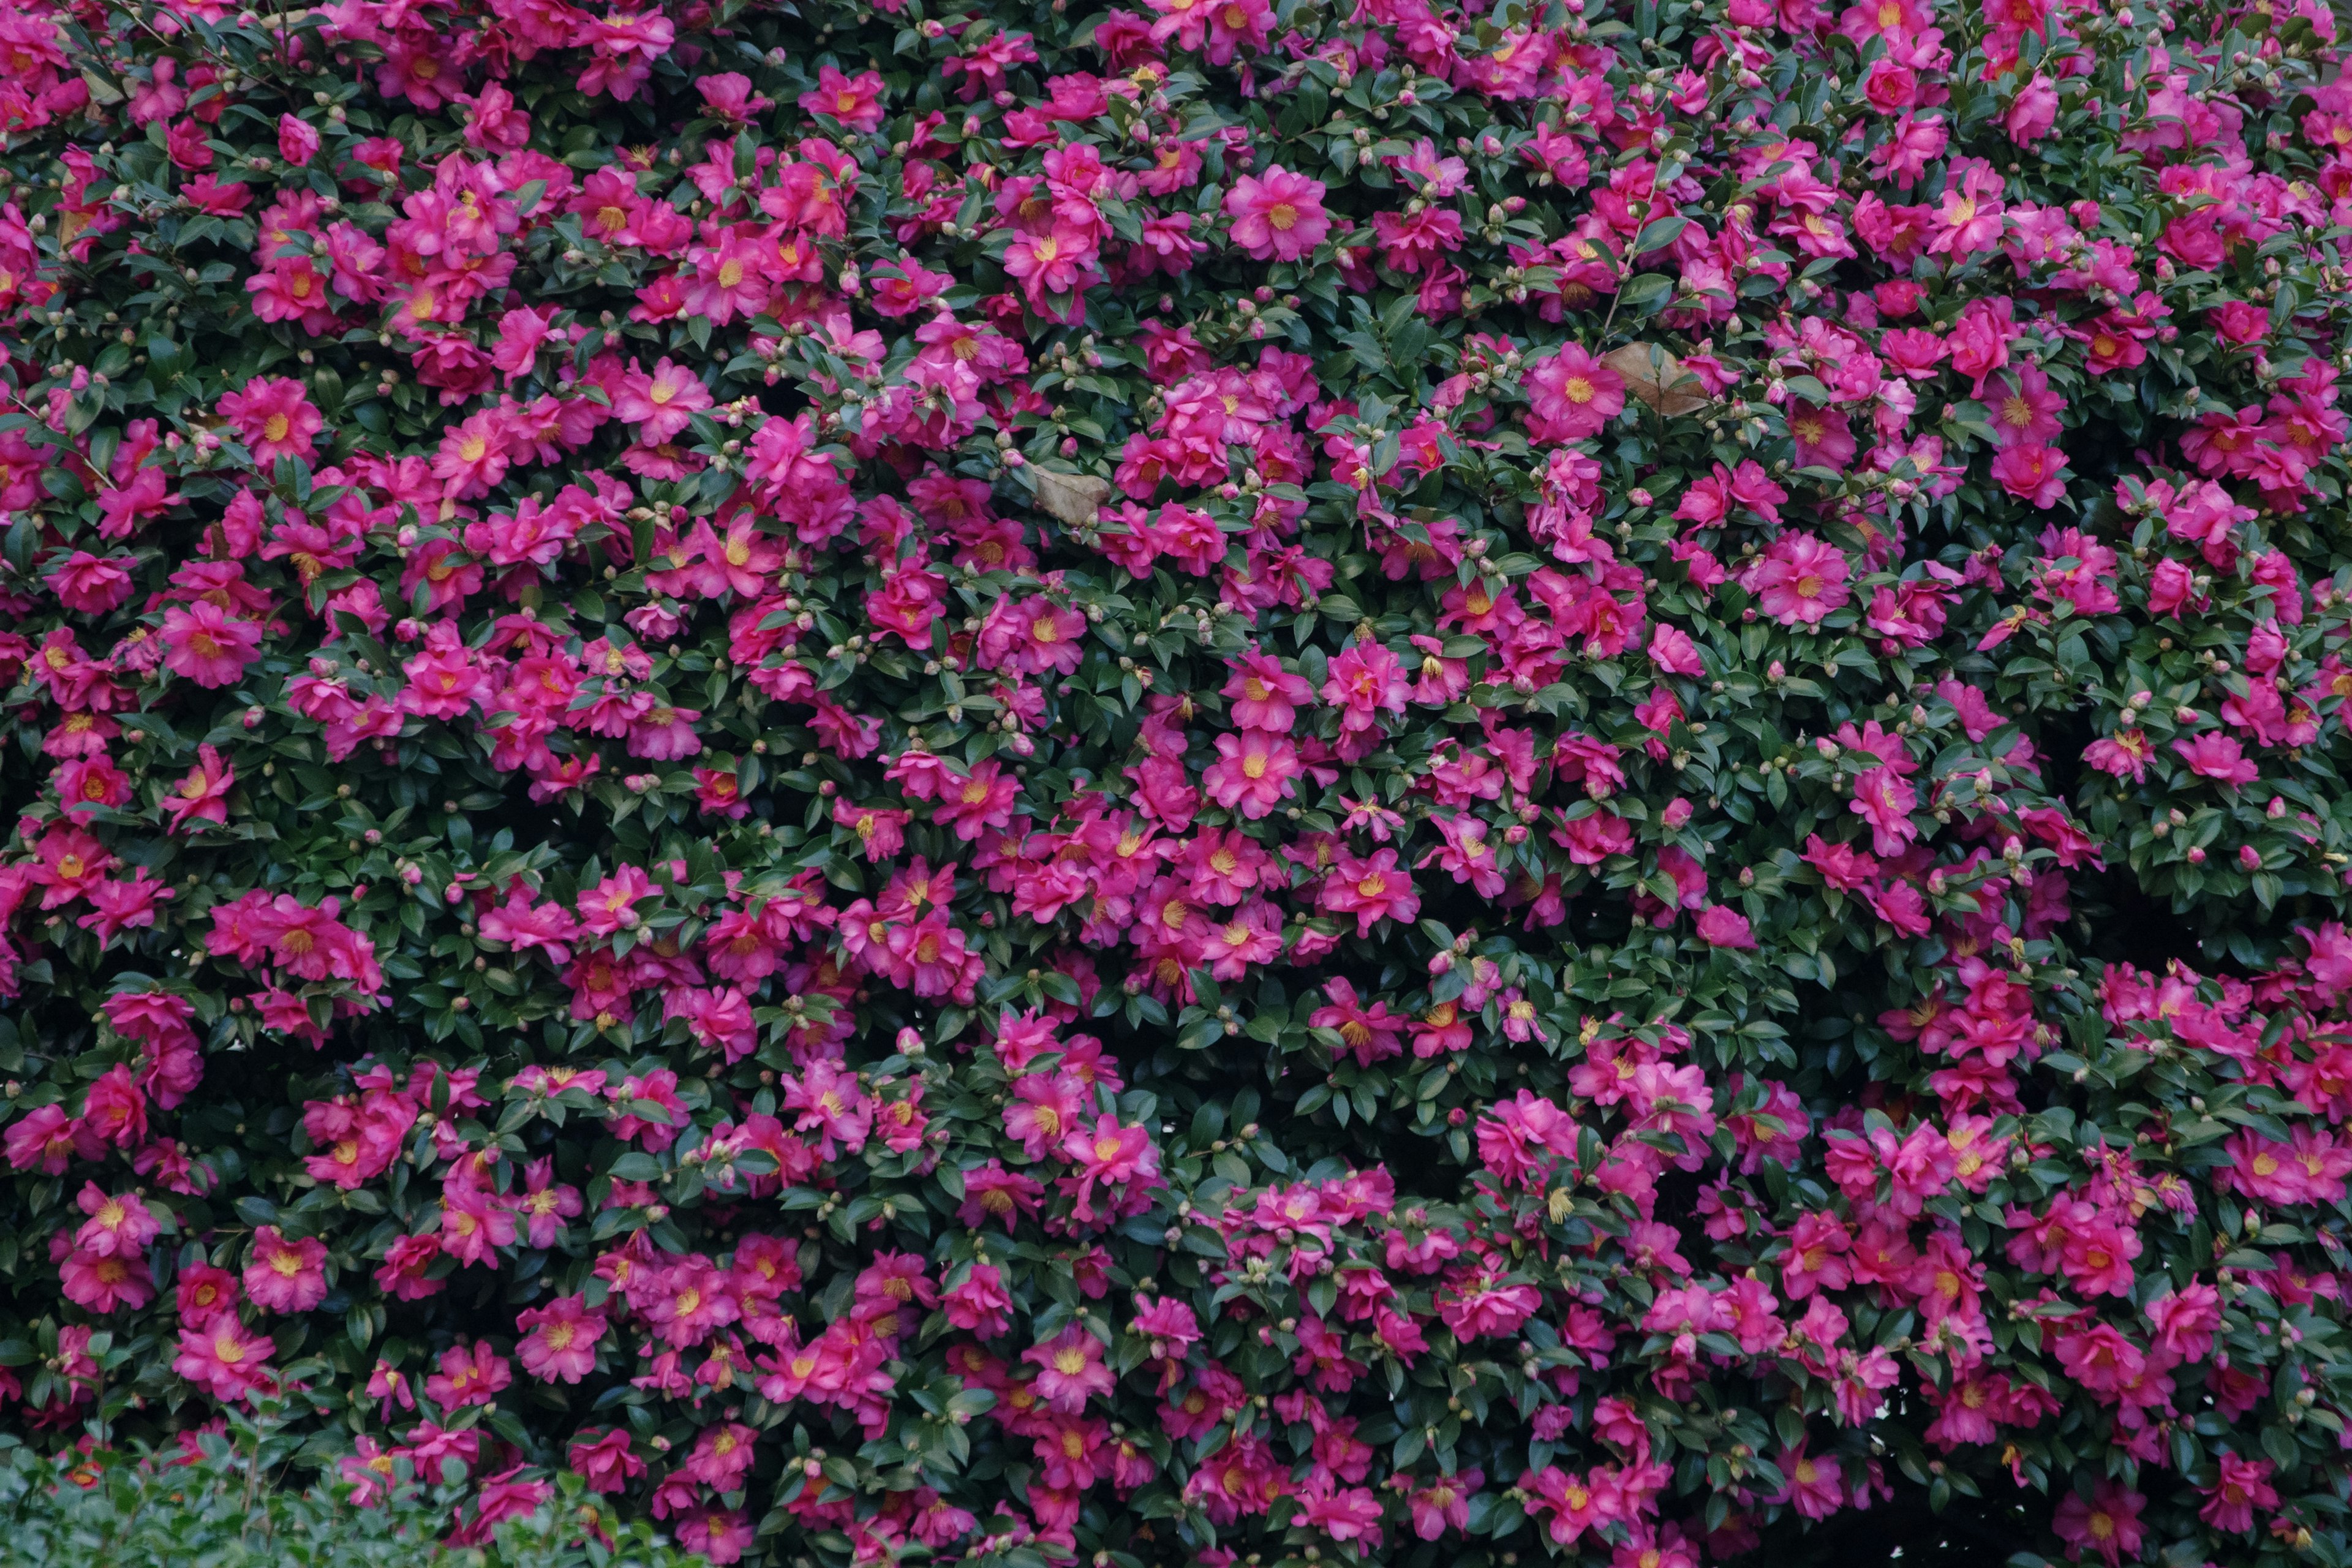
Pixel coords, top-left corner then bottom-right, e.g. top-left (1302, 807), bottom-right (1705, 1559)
top-left (608, 1152), bottom-right (665, 1183)
top-left (1634, 215), bottom-right (1689, 254)
top-left (1617, 273), bottom-right (1675, 314)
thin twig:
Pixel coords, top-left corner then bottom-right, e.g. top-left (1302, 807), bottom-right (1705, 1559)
top-left (237, 1425), bottom-right (262, 1541)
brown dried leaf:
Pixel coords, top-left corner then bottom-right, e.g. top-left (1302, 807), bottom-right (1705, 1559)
top-left (1031, 468), bottom-right (1111, 527)
top-left (1604, 342), bottom-right (1710, 417)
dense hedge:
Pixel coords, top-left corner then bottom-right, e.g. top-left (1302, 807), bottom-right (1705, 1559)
top-left (3, 0), bottom-right (2352, 1565)
top-left (0, 1404), bottom-right (700, 1566)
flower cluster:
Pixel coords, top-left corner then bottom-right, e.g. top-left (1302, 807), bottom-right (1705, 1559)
top-left (2, 0), bottom-right (2352, 1565)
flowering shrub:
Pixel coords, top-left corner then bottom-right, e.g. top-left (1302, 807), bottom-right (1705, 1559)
top-left (0, 1402), bottom-right (701, 1566)
top-left (3, 0), bottom-right (2352, 1564)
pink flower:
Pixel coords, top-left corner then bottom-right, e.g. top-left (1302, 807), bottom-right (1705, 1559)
top-left (516, 1157), bottom-right (584, 1246)
top-left (1521, 1464), bottom-right (1618, 1546)
top-left (1989, 443), bottom-right (2070, 508)
top-left (1864, 882), bottom-right (1932, 937)
top-left (519, 1294), bottom-right (607, 1383)
top-left (578, 864), bottom-right (658, 935)
top-left (943, 1263), bottom-right (1015, 1336)
top-left (2082, 729), bottom-right (2152, 782)
top-left (74, 1181), bottom-right (159, 1257)
top-left (1004, 228), bottom-right (1099, 303)
top-left (2145, 1281), bottom-right (2223, 1362)
top-left (1408, 1470), bottom-right (1482, 1540)
top-left (456, 1468), bottom-right (554, 1547)
top-left (48, 551), bottom-right (135, 614)
top-left (1477, 1090), bottom-right (1578, 1189)
top-left (425, 1341), bottom-right (513, 1409)
top-left (1696, 905), bottom-right (1755, 949)
top-left (932, 760), bottom-right (1019, 840)
top-left (1202, 730), bottom-right (1300, 819)
top-left (1648, 622), bottom-right (1706, 676)
top-left (1224, 165), bottom-right (1329, 261)
top-left (613, 357), bottom-right (713, 443)
top-left (1849, 766), bottom-right (1920, 854)
top-left (2173, 733), bottom-right (2260, 786)
top-left (677, 1509), bottom-right (755, 1566)
top-left (491, 305), bottom-right (556, 379)
top-left (1929, 160), bottom-right (2006, 257)
top-left (1002, 1072), bottom-right (1081, 1161)
top-left (62, 1246), bottom-right (155, 1313)
top-left (1989, 364), bottom-right (2067, 448)
top-left (1946, 296), bottom-right (2016, 393)
top-left (1130, 1295), bottom-right (1202, 1357)
top-left (58, 755), bottom-right (130, 818)
top-left (783, 1060), bottom-right (874, 1156)
top-left (276, 111), bottom-right (322, 164)
top-left (2197, 1453), bottom-right (2277, 1535)
top-left (2052, 1482), bottom-right (2144, 1566)
top-left (160, 601), bottom-right (263, 688)
top-left (4, 1105), bottom-right (81, 1174)
top-left (160, 744), bottom-right (235, 832)
top-left (883, 914), bottom-right (981, 1000)
top-left (2209, 300), bottom-right (2270, 346)
top-left (1319, 849), bottom-right (1420, 935)
top-left (375, 1234), bottom-right (447, 1301)
top-left (1777, 1446), bottom-right (1843, 1519)
top-left (2052, 1321), bottom-right (2146, 1398)
top-left (337, 1439), bottom-right (404, 1507)
top-left (1308, 977), bottom-right (1406, 1065)
top-left (243, 1224), bottom-right (328, 1313)
top-left (176, 1263), bottom-right (239, 1325)
top-left (2003, 75), bottom-right (2059, 145)
top-left (1198, 900), bottom-right (1283, 978)
top-left (688, 232), bottom-right (775, 325)
top-left (1525, 344), bottom-right (1627, 443)
top-left (798, 65), bottom-right (886, 131)
top-left (2146, 556), bottom-right (2200, 617)
top-left (217, 375), bottom-right (323, 464)
top-left (433, 411), bottom-right (511, 498)
top-left (1786, 402), bottom-right (1855, 470)
top-left (1740, 532), bottom-right (1851, 627)
top-left (1222, 648), bottom-right (1314, 731)
top-left (1023, 1324), bottom-right (1115, 1412)
top-left (1300, 1487), bottom-right (1385, 1547)
top-left (683, 1422), bottom-right (760, 1491)
top-left (1322, 641), bottom-right (1409, 737)
top-left (568, 1428), bottom-right (645, 1493)
top-left (1779, 1213), bottom-right (1853, 1299)
top-left (173, 1317), bottom-right (278, 1402)
top-left (2057, 1218), bottom-right (2140, 1297)
top-left (1062, 1114), bottom-right (1161, 1218)
top-left (440, 1188), bottom-right (518, 1265)
top-left (2302, 921), bottom-right (2352, 998)
top-left (82, 1064), bottom-right (149, 1147)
